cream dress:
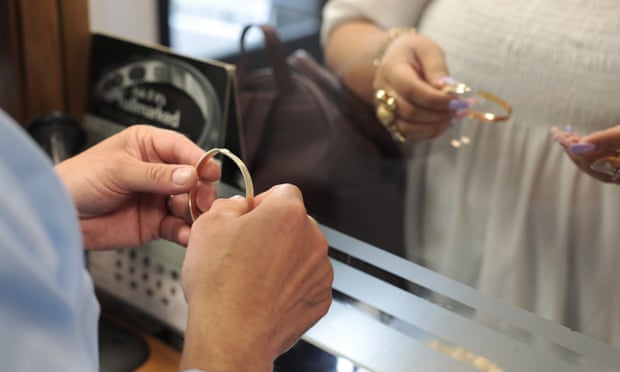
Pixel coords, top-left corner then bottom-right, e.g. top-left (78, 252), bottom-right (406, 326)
top-left (322, 0), bottom-right (620, 347)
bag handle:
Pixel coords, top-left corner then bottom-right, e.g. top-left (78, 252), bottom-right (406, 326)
top-left (237, 24), bottom-right (294, 94)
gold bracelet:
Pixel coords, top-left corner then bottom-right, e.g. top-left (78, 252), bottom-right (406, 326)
top-left (188, 148), bottom-right (254, 222)
top-left (372, 27), bottom-right (417, 67)
top-left (442, 82), bottom-right (512, 123)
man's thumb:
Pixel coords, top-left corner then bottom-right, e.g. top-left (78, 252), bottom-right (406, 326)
top-left (119, 160), bottom-right (197, 194)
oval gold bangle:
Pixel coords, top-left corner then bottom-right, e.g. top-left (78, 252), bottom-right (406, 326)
top-left (467, 91), bottom-right (512, 123)
top-left (188, 148), bottom-right (254, 222)
top-left (443, 83), bottom-right (512, 123)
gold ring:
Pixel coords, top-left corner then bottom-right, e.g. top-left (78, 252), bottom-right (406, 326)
top-left (375, 89), bottom-right (406, 142)
top-left (375, 89), bottom-right (397, 111)
top-left (376, 102), bottom-right (396, 126)
top-left (188, 148), bottom-right (254, 222)
top-left (590, 156), bottom-right (620, 183)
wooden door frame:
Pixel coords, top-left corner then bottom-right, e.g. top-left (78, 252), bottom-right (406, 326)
top-left (0, 0), bottom-right (90, 125)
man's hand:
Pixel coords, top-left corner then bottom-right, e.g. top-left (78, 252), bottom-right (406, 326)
top-left (55, 125), bottom-right (220, 249)
top-left (181, 184), bottom-right (334, 372)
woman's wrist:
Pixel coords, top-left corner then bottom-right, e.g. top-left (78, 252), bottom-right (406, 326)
top-left (372, 27), bottom-right (417, 68)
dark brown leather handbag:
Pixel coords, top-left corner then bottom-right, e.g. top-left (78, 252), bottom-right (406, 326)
top-left (236, 24), bottom-right (406, 256)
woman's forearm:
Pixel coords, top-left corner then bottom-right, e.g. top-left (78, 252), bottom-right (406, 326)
top-left (324, 21), bottom-right (388, 104)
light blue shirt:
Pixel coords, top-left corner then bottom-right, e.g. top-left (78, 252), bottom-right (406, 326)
top-left (0, 110), bottom-right (99, 370)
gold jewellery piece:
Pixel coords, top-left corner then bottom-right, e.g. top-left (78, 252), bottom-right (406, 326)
top-left (375, 89), bottom-right (406, 142)
top-left (590, 156), bottom-right (620, 183)
top-left (442, 81), bottom-right (512, 123)
top-left (427, 339), bottom-right (503, 372)
top-left (373, 27), bottom-right (417, 68)
top-left (188, 148), bottom-right (254, 222)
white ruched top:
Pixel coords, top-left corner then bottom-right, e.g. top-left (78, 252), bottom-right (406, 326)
top-left (322, 0), bottom-right (620, 347)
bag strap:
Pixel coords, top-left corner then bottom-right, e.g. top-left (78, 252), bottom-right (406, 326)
top-left (237, 24), bottom-right (294, 94)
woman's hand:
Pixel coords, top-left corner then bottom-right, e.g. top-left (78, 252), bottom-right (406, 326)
top-left (551, 125), bottom-right (620, 183)
top-left (325, 21), bottom-right (468, 141)
top-left (373, 31), bottom-right (467, 140)
top-left (55, 125), bottom-right (220, 250)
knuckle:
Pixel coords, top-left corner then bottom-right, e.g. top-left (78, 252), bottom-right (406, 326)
top-left (146, 164), bottom-right (165, 183)
top-left (275, 197), bottom-right (308, 223)
top-left (316, 231), bottom-right (329, 255)
top-left (206, 197), bottom-right (233, 215)
top-left (400, 85), bottom-right (416, 101)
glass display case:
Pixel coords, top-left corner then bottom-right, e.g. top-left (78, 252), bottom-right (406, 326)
top-left (89, 183), bottom-right (620, 371)
top-left (86, 2), bottom-right (620, 371)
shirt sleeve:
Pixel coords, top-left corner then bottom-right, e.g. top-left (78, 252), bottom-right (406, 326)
top-left (320, 0), bottom-right (430, 46)
top-left (0, 110), bottom-right (100, 371)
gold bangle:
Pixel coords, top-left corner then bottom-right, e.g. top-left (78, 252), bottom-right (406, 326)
top-left (467, 91), bottom-right (512, 123)
top-left (442, 82), bottom-right (512, 123)
top-left (188, 148), bottom-right (254, 222)
top-left (372, 27), bottom-right (417, 67)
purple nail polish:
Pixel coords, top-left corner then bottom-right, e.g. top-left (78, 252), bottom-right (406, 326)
top-left (569, 143), bottom-right (596, 154)
top-left (449, 99), bottom-right (470, 110)
top-left (441, 76), bottom-right (459, 86)
top-left (564, 124), bottom-right (573, 134)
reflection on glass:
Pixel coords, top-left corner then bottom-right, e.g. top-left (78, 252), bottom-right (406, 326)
top-left (168, 0), bottom-right (321, 58)
top-left (160, 0), bottom-right (620, 362)
top-left (317, 226), bottom-right (620, 371)
top-left (324, 0), bottom-right (620, 353)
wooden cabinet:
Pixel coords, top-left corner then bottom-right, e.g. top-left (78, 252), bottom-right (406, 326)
top-left (0, 0), bottom-right (90, 125)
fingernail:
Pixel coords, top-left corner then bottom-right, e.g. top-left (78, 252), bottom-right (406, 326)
top-left (564, 124), bottom-right (573, 134)
top-left (449, 99), bottom-right (470, 110)
top-left (172, 166), bottom-right (194, 185)
top-left (551, 132), bottom-right (572, 147)
top-left (569, 143), bottom-right (596, 154)
top-left (441, 76), bottom-right (459, 86)
top-left (178, 226), bottom-right (190, 244)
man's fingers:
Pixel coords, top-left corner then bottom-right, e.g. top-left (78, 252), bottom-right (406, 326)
top-left (160, 216), bottom-right (191, 246)
top-left (202, 195), bottom-right (253, 221)
top-left (133, 124), bottom-right (223, 183)
top-left (118, 125), bottom-right (222, 195)
top-left (131, 125), bottom-right (205, 166)
top-left (115, 156), bottom-right (221, 197)
top-left (252, 184), bottom-right (304, 209)
top-left (168, 193), bottom-right (192, 222)
top-left (115, 159), bottom-right (198, 194)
